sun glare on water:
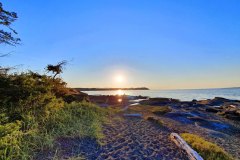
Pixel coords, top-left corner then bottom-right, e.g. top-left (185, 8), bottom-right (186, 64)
top-left (118, 98), bottom-right (122, 102)
top-left (117, 89), bottom-right (124, 96)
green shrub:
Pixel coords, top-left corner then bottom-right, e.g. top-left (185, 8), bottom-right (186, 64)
top-left (0, 102), bottom-right (108, 160)
top-left (0, 72), bottom-right (65, 120)
top-left (0, 71), bottom-right (107, 159)
top-left (0, 119), bottom-right (23, 160)
top-left (181, 133), bottom-right (233, 160)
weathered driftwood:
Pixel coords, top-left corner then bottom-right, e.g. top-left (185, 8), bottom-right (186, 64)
top-left (170, 133), bottom-right (204, 160)
top-left (123, 113), bottom-right (142, 117)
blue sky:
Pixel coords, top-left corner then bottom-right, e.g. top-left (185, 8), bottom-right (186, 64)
top-left (1, 0), bottom-right (240, 89)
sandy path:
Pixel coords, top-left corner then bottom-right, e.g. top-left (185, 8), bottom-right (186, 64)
top-left (98, 117), bottom-right (188, 160)
top-left (56, 116), bottom-right (188, 160)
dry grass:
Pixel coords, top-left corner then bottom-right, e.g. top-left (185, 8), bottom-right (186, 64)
top-left (146, 116), bottom-right (164, 126)
top-left (181, 133), bottom-right (233, 160)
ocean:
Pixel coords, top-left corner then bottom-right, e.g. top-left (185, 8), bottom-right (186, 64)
top-left (82, 88), bottom-right (240, 101)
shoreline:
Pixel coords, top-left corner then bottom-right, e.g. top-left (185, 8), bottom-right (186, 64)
top-left (82, 87), bottom-right (240, 101)
top-left (83, 94), bottom-right (240, 159)
top-left (75, 87), bottom-right (149, 91)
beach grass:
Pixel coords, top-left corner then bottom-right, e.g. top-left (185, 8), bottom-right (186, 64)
top-left (181, 133), bottom-right (233, 160)
top-left (0, 101), bottom-right (108, 160)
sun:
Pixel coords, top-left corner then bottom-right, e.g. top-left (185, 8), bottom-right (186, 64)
top-left (115, 74), bottom-right (124, 83)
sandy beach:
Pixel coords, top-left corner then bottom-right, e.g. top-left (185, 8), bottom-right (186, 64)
top-left (47, 95), bottom-right (240, 159)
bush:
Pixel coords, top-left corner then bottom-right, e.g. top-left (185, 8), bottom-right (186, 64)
top-left (0, 102), bottom-right (108, 159)
top-left (0, 71), bottom-right (107, 159)
top-left (181, 133), bottom-right (233, 160)
top-left (0, 72), bottom-right (65, 119)
top-left (0, 118), bottom-right (23, 160)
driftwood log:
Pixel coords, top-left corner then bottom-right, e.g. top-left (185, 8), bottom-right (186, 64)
top-left (170, 133), bottom-right (204, 160)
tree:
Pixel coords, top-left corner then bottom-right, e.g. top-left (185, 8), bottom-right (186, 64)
top-left (46, 61), bottom-right (67, 79)
top-left (0, 2), bottom-right (20, 46)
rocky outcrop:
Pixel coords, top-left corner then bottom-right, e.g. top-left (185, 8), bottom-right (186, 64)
top-left (63, 88), bottom-right (89, 103)
top-left (89, 95), bottom-right (129, 105)
top-left (205, 107), bottom-right (221, 113)
top-left (198, 97), bottom-right (240, 106)
top-left (218, 104), bottom-right (240, 121)
top-left (140, 98), bottom-right (180, 106)
top-left (203, 99), bottom-right (240, 121)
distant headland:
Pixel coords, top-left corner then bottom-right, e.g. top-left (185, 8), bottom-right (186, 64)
top-left (75, 87), bottom-right (149, 91)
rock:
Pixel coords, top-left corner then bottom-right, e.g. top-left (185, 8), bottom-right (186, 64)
top-left (205, 107), bottom-right (221, 113)
top-left (123, 113), bottom-right (142, 117)
top-left (192, 118), bottom-right (230, 131)
top-left (146, 116), bottom-right (163, 125)
top-left (179, 101), bottom-right (206, 108)
top-left (236, 110), bottom-right (240, 116)
top-left (63, 91), bottom-right (89, 103)
top-left (225, 114), bottom-right (240, 121)
top-left (165, 112), bottom-right (195, 124)
top-left (140, 97), bottom-right (180, 106)
top-left (180, 103), bottom-right (192, 108)
top-left (152, 107), bottom-right (172, 115)
top-left (197, 97), bottom-right (240, 106)
top-left (192, 99), bottom-right (197, 103)
top-left (218, 104), bottom-right (240, 121)
top-left (89, 95), bottom-right (128, 105)
top-left (196, 98), bottom-right (240, 122)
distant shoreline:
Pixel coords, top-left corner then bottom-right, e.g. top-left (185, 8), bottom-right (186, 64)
top-left (75, 87), bottom-right (149, 91)
top-left (75, 87), bottom-right (240, 91)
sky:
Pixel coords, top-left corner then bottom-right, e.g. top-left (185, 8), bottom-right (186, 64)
top-left (1, 0), bottom-right (240, 89)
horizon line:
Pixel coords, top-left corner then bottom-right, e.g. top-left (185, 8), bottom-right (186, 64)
top-left (72, 86), bottom-right (240, 90)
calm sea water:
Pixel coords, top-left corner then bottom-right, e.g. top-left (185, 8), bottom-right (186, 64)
top-left (83, 88), bottom-right (240, 101)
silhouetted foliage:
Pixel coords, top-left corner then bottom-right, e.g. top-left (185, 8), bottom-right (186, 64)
top-left (0, 66), bottom-right (11, 75)
top-left (0, 71), bottom-right (64, 115)
top-left (46, 60), bottom-right (67, 79)
top-left (0, 2), bottom-right (20, 46)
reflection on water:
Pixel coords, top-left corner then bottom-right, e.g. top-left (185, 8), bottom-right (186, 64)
top-left (84, 88), bottom-right (240, 101)
top-left (116, 89), bottom-right (124, 96)
top-left (118, 98), bottom-right (122, 103)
